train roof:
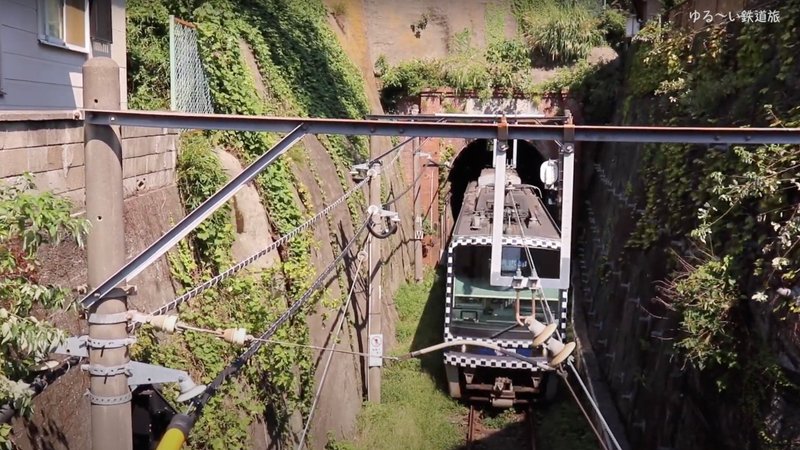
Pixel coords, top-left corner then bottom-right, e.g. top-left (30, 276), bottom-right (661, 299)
top-left (452, 168), bottom-right (560, 241)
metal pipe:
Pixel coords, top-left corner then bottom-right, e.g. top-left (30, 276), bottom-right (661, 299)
top-left (367, 113), bottom-right (564, 121)
top-left (413, 138), bottom-right (423, 282)
top-left (490, 139), bottom-right (510, 286)
top-left (169, 16), bottom-right (176, 112)
top-left (82, 109), bottom-right (800, 144)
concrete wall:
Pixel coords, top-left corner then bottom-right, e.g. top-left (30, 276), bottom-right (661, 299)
top-left (0, 112), bottom-right (177, 210)
top-left (0, 0), bottom-right (127, 109)
top-left (361, 0), bottom-right (517, 67)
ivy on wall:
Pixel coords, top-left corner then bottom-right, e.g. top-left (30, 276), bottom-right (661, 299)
top-left (608, 5), bottom-right (800, 446)
top-left (127, 0), bottom-right (374, 447)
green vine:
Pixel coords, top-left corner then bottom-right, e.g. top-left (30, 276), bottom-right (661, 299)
top-left (127, 0), bottom-right (375, 447)
top-left (611, 5), bottom-right (800, 445)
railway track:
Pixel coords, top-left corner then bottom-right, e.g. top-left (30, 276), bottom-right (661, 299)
top-left (467, 405), bottom-right (477, 446)
top-left (465, 404), bottom-right (537, 450)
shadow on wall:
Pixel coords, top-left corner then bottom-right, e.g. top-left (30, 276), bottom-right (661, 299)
top-left (410, 267), bottom-right (449, 390)
top-left (447, 139), bottom-right (546, 220)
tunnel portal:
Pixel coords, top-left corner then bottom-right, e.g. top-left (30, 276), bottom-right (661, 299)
top-left (447, 139), bottom-right (548, 220)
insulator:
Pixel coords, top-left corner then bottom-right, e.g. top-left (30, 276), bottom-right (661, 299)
top-left (524, 316), bottom-right (576, 367)
top-left (221, 328), bottom-right (250, 346)
top-left (149, 315), bottom-right (179, 333)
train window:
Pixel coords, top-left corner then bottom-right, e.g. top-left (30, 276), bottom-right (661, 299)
top-left (530, 248), bottom-right (560, 279)
top-left (453, 246), bottom-right (492, 283)
top-left (500, 247), bottom-right (531, 277)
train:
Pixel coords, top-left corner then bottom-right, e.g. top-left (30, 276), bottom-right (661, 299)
top-left (442, 141), bottom-right (572, 408)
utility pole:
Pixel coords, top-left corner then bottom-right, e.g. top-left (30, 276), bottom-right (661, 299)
top-left (83, 58), bottom-right (132, 450)
top-left (413, 138), bottom-right (423, 282)
top-left (367, 158), bottom-right (383, 403)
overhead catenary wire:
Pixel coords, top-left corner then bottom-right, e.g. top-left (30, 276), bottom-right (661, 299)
top-left (368, 119), bottom-right (444, 167)
top-left (187, 217), bottom-right (371, 417)
top-left (566, 361), bottom-right (623, 450)
top-left (297, 242), bottom-right (367, 450)
top-left (7, 144), bottom-right (377, 424)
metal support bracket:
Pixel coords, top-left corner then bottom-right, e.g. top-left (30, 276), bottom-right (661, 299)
top-left (126, 361), bottom-right (206, 402)
top-left (127, 361), bottom-right (189, 388)
top-left (350, 163), bottom-right (369, 180)
top-left (53, 335), bottom-right (137, 356)
top-left (52, 335), bottom-right (89, 357)
top-left (497, 117), bottom-right (509, 141)
top-left (85, 390), bottom-right (132, 405)
top-left (81, 363), bottom-right (131, 376)
top-left (95, 286), bottom-right (137, 300)
top-left (88, 311), bottom-right (130, 325)
top-left (367, 205), bottom-right (401, 223)
top-left (88, 337), bottom-right (137, 349)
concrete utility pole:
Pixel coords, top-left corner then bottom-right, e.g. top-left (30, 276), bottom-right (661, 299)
top-left (367, 157), bottom-right (383, 403)
top-left (413, 138), bottom-right (423, 282)
top-left (83, 58), bottom-right (132, 450)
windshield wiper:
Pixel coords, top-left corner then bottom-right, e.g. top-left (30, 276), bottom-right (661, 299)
top-left (489, 323), bottom-right (523, 339)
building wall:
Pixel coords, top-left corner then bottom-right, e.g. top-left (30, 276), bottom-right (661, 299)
top-left (0, 113), bottom-right (177, 209)
top-left (0, 0), bottom-right (127, 110)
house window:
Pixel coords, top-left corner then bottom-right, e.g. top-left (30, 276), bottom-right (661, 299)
top-left (38, 0), bottom-right (90, 52)
top-left (90, 0), bottom-right (113, 43)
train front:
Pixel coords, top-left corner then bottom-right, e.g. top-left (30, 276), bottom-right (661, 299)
top-left (443, 241), bottom-right (566, 407)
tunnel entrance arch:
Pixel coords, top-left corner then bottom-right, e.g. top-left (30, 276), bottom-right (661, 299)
top-left (447, 139), bottom-right (548, 221)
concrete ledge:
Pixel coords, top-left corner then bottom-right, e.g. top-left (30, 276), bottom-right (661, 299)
top-left (122, 125), bottom-right (177, 139)
top-left (0, 110), bottom-right (82, 122)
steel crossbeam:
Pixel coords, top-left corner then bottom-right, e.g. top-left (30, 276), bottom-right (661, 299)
top-left (78, 108), bottom-right (800, 309)
top-left (83, 109), bottom-right (800, 144)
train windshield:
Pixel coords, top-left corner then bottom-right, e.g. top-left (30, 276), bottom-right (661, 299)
top-left (450, 245), bottom-right (560, 335)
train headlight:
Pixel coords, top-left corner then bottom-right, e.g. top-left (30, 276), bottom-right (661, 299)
top-left (540, 160), bottom-right (559, 189)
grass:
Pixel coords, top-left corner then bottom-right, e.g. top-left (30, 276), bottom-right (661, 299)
top-left (340, 271), bottom-right (467, 450)
top-left (535, 389), bottom-right (598, 450)
top-left (482, 409), bottom-right (518, 430)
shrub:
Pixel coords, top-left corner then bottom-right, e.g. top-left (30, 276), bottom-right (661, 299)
top-left (599, 7), bottom-right (628, 49)
top-left (515, 0), bottom-right (605, 63)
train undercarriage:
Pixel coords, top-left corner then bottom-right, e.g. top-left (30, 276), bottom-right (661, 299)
top-left (445, 363), bottom-right (558, 407)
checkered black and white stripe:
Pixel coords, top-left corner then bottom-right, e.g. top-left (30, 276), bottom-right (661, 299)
top-left (451, 235), bottom-right (561, 250)
top-left (443, 332), bottom-right (533, 348)
top-left (560, 289), bottom-right (568, 332)
top-left (444, 351), bottom-right (541, 370)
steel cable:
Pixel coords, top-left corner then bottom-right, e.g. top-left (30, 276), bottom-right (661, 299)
top-left (367, 119), bottom-right (443, 166)
top-left (383, 164), bottom-right (426, 208)
top-left (509, 188), bottom-right (623, 450)
top-left (559, 370), bottom-right (611, 450)
top-left (188, 217), bottom-right (370, 415)
top-left (144, 176), bottom-right (371, 320)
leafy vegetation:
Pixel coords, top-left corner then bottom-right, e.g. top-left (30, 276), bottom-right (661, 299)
top-left (375, 2), bottom-right (627, 118)
top-left (127, 0), bottom-right (372, 447)
top-left (344, 272), bottom-right (466, 450)
top-left (0, 175), bottom-right (89, 448)
top-left (376, 29), bottom-right (538, 107)
top-left (605, 4), bottom-right (800, 444)
top-left (513, 0), bottom-right (604, 63)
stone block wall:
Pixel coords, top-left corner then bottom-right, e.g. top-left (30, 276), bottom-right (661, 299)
top-left (0, 113), bottom-right (177, 208)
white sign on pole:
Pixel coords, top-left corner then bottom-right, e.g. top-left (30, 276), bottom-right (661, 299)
top-left (369, 334), bottom-right (383, 367)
